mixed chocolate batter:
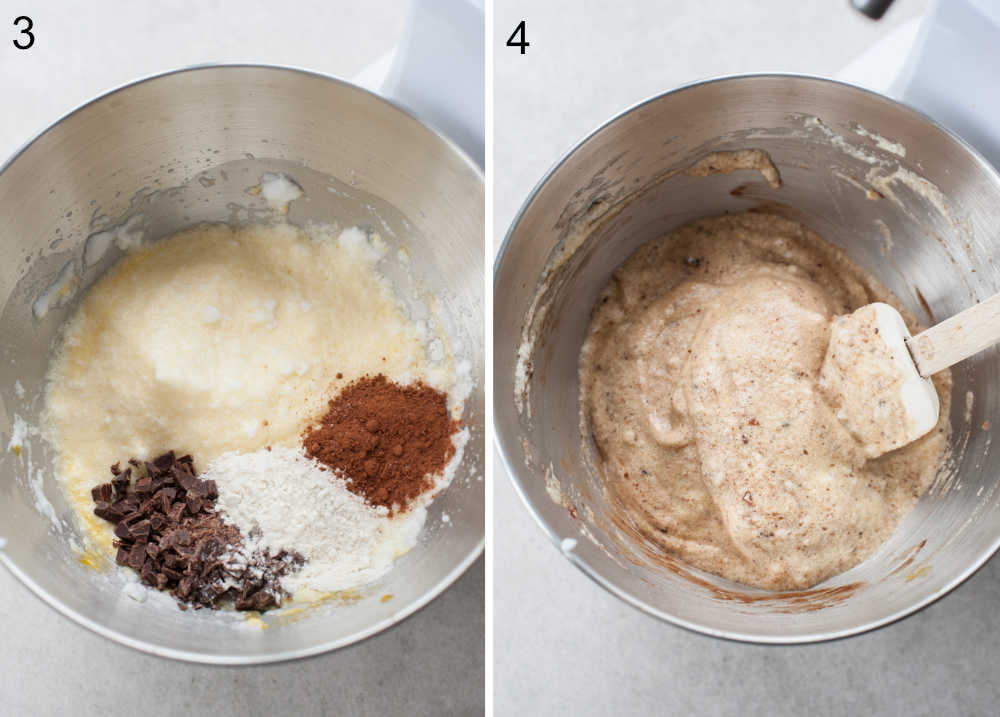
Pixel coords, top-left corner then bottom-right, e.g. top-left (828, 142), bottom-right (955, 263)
top-left (580, 213), bottom-right (950, 590)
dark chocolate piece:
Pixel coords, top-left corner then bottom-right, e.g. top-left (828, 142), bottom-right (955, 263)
top-left (91, 483), bottom-right (114, 503)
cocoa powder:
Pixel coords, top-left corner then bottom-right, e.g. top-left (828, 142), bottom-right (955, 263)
top-left (303, 374), bottom-right (459, 512)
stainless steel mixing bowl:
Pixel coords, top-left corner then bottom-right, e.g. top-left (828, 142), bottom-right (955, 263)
top-left (0, 65), bottom-right (483, 663)
top-left (495, 74), bottom-right (1000, 643)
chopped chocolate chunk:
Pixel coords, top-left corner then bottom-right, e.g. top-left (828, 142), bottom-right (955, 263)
top-left (238, 590), bottom-right (275, 612)
top-left (173, 468), bottom-right (199, 492)
top-left (135, 476), bottom-right (153, 496)
top-left (111, 469), bottom-right (131, 497)
top-left (197, 536), bottom-right (220, 558)
top-left (91, 483), bottom-right (114, 503)
top-left (176, 576), bottom-right (194, 599)
top-left (94, 502), bottom-right (124, 523)
top-left (186, 496), bottom-right (203, 515)
top-left (153, 451), bottom-right (176, 471)
top-left (127, 543), bottom-right (146, 570)
top-left (168, 503), bottom-right (185, 523)
top-left (130, 519), bottom-right (151, 539)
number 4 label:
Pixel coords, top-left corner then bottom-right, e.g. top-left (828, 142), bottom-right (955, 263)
top-left (507, 20), bottom-right (528, 54)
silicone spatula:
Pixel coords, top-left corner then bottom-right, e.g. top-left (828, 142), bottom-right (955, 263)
top-left (819, 293), bottom-right (1000, 457)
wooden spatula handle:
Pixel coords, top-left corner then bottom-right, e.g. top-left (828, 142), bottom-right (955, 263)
top-left (906, 292), bottom-right (1000, 377)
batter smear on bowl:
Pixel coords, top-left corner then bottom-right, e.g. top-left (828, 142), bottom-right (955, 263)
top-left (579, 213), bottom-right (950, 590)
top-left (43, 221), bottom-right (468, 611)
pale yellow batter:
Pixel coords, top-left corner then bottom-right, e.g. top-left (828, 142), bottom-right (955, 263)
top-left (580, 213), bottom-right (950, 590)
top-left (44, 222), bottom-right (445, 549)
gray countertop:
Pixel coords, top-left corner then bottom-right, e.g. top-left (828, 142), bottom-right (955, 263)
top-left (494, 0), bottom-right (1000, 715)
top-left (1, 559), bottom-right (483, 715)
top-left (0, 3), bottom-right (483, 715)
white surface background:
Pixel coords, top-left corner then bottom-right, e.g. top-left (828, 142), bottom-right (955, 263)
top-left (494, 1), bottom-right (1000, 715)
top-left (0, 2), bottom-right (483, 716)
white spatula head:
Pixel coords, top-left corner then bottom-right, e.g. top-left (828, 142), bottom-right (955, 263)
top-left (819, 302), bottom-right (939, 458)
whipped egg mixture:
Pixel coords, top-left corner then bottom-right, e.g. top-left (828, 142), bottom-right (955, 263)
top-left (44, 221), bottom-right (458, 599)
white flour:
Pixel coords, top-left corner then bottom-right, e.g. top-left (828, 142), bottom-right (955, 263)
top-left (204, 445), bottom-right (423, 596)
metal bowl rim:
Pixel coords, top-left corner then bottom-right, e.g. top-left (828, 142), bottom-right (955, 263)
top-left (0, 62), bottom-right (485, 664)
top-left (0, 62), bottom-right (484, 183)
top-left (493, 71), bottom-right (1000, 645)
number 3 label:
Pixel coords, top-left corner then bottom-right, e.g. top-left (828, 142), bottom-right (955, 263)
top-left (13, 15), bottom-right (34, 50)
